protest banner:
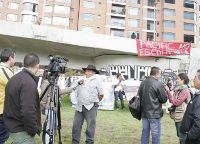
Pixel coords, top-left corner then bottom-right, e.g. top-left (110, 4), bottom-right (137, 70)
top-left (137, 40), bottom-right (191, 56)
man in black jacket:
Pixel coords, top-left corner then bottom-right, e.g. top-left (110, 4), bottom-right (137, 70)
top-left (3, 53), bottom-right (41, 144)
top-left (138, 66), bottom-right (168, 144)
top-left (181, 70), bottom-right (200, 144)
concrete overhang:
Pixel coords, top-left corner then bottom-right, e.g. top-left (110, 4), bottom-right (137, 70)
top-left (0, 20), bottom-right (137, 57)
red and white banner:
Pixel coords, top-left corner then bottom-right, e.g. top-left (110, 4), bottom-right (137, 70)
top-left (137, 40), bottom-right (191, 56)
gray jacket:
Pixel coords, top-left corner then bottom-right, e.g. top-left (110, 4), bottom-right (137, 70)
top-left (138, 77), bottom-right (168, 119)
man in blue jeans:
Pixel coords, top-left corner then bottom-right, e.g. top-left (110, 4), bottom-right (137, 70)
top-left (138, 67), bottom-right (168, 144)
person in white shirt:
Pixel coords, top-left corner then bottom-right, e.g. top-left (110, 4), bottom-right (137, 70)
top-left (72, 65), bottom-right (104, 144)
top-left (114, 73), bottom-right (125, 109)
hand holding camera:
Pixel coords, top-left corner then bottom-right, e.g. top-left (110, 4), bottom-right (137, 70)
top-left (163, 83), bottom-right (170, 92)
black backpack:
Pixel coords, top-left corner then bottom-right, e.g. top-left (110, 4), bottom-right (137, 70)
top-left (128, 95), bottom-right (141, 120)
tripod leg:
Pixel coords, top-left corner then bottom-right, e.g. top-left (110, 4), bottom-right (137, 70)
top-left (57, 99), bottom-right (62, 144)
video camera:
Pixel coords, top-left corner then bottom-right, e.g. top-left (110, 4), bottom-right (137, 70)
top-left (168, 105), bottom-right (176, 112)
top-left (47, 55), bottom-right (68, 74)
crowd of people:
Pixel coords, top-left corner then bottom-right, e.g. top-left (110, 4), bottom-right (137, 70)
top-left (0, 48), bottom-right (200, 144)
top-left (138, 66), bottom-right (200, 144)
top-left (0, 48), bottom-right (104, 144)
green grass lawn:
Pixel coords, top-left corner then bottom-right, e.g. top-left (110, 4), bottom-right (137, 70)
top-left (6, 97), bottom-right (178, 144)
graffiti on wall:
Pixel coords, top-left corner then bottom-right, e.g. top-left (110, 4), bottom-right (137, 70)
top-left (108, 65), bottom-right (151, 80)
top-left (107, 65), bottom-right (180, 83)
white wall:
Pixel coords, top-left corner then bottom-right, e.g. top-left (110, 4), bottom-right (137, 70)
top-left (94, 55), bottom-right (181, 80)
top-left (95, 55), bottom-right (180, 70)
top-left (15, 51), bottom-right (94, 69)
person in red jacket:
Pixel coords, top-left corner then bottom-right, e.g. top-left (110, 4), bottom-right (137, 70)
top-left (166, 73), bottom-right (191, 144)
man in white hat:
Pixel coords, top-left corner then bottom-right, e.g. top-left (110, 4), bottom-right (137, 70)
top-left (72, 65), bottom-right (103, 144)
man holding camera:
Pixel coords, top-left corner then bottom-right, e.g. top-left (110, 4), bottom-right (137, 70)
top-left (181, 70), bottom-right (200, 144)
top-left (0, 48), bottom-right (16, 143)
top-left (72, 65), bottom-right (103, 144)
top-left (3, 53), bottom-right (41, 144)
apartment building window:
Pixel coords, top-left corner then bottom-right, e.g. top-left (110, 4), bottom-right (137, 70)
top-left (112, 5), bottom-right (125, 15)
top-left (23, 3), bottom-right (38, 12)
top-left (81, 26), bottom-right (94, 33)
top-left (52, 17), bottom-right (69, 26)
top-left (111, 29), bottom-right (124, 37)
top-left (127, 0), bottom-right (140, 4)
top-left (8, 2), bottom-right (19, 10)
top-left (147, 32), bottom-right (154, 41)
top-left (23, 15), bottom-right (36, 23)
top-left (44, 17), bottom-right (52, 24)
top-left (162, 32), bottom-right (175, 40)
top-left (184, 23), bottom-right (196, 32)
top-left (147, 20), bottom-right (154, 30)
top-left (147, 9), bottom-right (154, 18)
top-left (82, 13), bottom-right (95, 20)
top-left (128, 31), bottom-right (140, 39)
top-left (163, 20), bottom-right (175, 28)
top-left (184, 11), bottom-right (196, 20)
top-left (184, 0), bottom-right (196, 9)
top-left (163, 8), bottom-right (176, 16)
top-left (55, 0), bottom-right (71, 3)
top-left (7, 14), bottom-right (18, 21)
top-left (164, 0), bottom-right (175, 4)
top-left (184, 34), bottom-right (194, 43)
top-left (111, 17), bottom-right (125, 27)
top-left (148, 0), bottom-right (155, 7)
top-left (45, 6), bottom-right (53, 13)
top-left (83, 1), bottom-right (95, 9)
top-left (54, 6), bottom-right (70, 14)
top-left (128, 7), bottom-right (140, 16)
top-left (128, 19), bottom-right (139, 27)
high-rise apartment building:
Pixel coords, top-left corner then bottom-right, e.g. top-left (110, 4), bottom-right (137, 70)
top-left (0, 0), bottom-right (199, 47)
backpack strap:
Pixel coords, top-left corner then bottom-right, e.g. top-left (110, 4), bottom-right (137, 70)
top-left (40, 84), bottom-right (51, 102)
top-left (1, 68), bottom-right (10, 80)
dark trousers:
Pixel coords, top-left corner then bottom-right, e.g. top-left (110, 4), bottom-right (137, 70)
top-left (114, 91), bottom-right (124, 109)
top-left (0, 115), bottom-right (9, 144)
top-left (175, 122), bottom-right (187, 144)
top-left (72, 106), bottom-right (97, 144)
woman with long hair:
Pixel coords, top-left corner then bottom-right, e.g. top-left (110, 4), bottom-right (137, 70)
top-left (166, 73), bottom-right (191, 144)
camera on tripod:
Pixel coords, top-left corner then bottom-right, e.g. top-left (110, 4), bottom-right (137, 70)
top-left (47, 55), bottom-right (68, 74)
top-left (41, 55), bottom-right (69, 144)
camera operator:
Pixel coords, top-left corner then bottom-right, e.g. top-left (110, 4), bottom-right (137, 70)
top-left (165, 73), bottom-right (191, 144)
top-left (40, 70), bottom-right (73, 114)
top-left (72, 65), bottom-right (103, 144)
top-left (3, 53), bottom-right (41, 144)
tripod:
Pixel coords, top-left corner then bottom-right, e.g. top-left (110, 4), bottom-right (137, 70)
top-left (40, 74), bottom-right (62, 144)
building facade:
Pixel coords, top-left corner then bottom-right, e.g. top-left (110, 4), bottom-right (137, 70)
top-left (0, 0), bottom-right (199, 47)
